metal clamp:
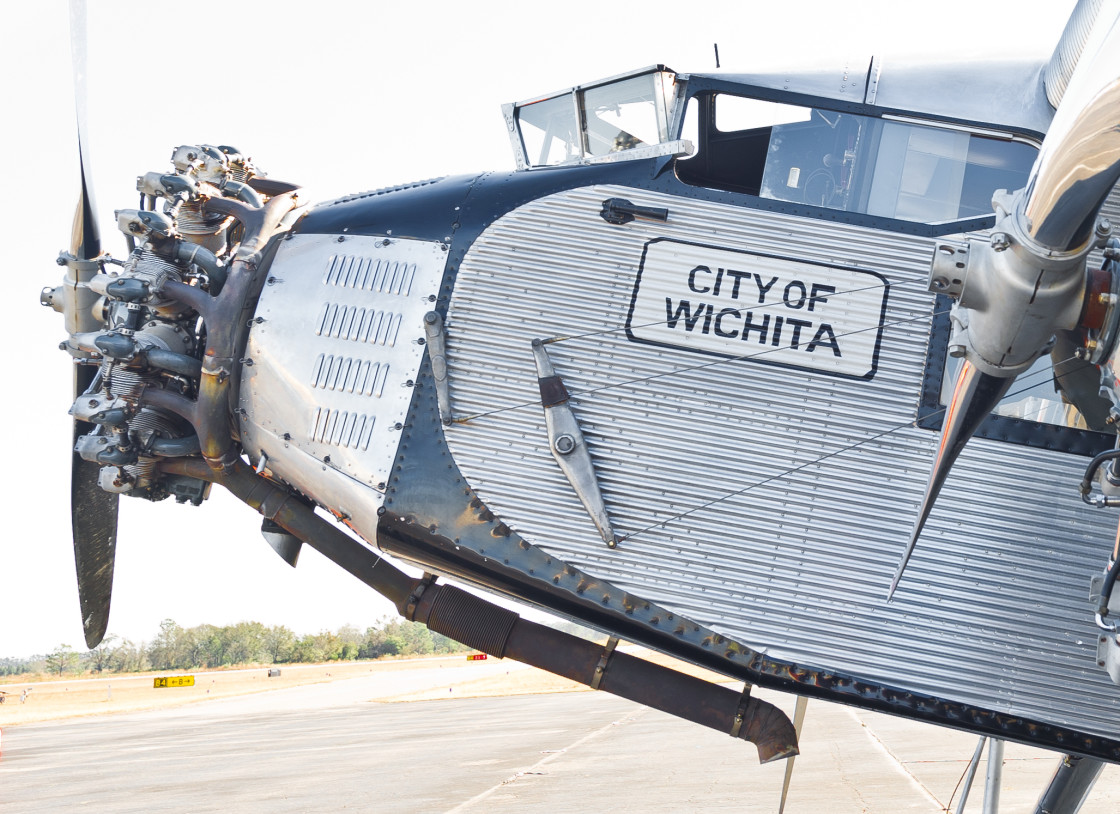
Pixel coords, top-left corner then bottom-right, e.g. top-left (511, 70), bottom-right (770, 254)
top-left (730, 684), bottom-right (754, 738)
top-left (405, 572), bottom-right (438, 621)
top-left (590, 636), bottom-right (620, 690)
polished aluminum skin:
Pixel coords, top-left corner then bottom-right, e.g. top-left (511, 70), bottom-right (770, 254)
top-left (1045, 0), bottom-right (1105, 108)
top-left (238, 233), bottom-right (445, 532)
top-left (441, 183), bottom-right (1120, 740)
top-left (1024, 11), bottom-right (1120, 253)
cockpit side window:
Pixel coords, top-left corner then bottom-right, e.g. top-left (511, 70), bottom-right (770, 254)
top-left (677, 93), bottom-right (1038, 227)
top-left (676, 94), bottom-right (781, 195)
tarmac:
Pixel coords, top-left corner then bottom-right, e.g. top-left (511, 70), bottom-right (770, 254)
top-left (1, 662), bottom-right (1118, 813)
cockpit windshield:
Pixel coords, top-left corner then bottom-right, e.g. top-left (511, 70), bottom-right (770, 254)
top-left (582, 75), bottom-right (668, 157)
top-left (506, 67), bottom-right (686, 169)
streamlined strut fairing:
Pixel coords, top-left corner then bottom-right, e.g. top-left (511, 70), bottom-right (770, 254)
top-left (43, 0), bottom-right (1120, 808)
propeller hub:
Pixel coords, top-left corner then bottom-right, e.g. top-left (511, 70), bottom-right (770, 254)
top-left (930, 192), bottom-right (1102, 379)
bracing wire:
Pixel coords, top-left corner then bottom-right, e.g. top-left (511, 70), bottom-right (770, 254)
top-left (457, 294), bottom-right (943, 424)
top-left (541, 277), bottom-right (906, 347)
top-left (615, 354), bottom-right (1090, 544)
top-left (445, 266), bottom-right (1104, 543)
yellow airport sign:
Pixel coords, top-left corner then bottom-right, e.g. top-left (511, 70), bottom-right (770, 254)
top-left (153, 676), bottom-right (195, 688)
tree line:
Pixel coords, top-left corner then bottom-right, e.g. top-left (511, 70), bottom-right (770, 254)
top-left (6, 617), bottom-right (470, 678)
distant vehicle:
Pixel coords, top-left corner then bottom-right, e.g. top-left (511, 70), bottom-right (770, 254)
top-left (43, 0), bottom-right (1120, 810)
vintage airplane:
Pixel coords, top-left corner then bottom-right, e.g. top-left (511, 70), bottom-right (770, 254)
top-left (43, 0), bottom-right (1120, 809)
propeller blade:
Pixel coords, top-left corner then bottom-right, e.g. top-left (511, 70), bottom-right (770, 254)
top-left (777, 695), bottom-right (809, 814)
top-left (889, 360), bottom-right (1013, 599)
top-left (71, 365), bottom-right (118, 650)
top-left (68, 0), bottom-right (98, 261)
top-left (66, 0), bottom-right (118, 650)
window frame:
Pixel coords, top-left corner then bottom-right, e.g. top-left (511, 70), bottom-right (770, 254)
top-left (918, 294), bottom-right (1113, 457)
top-left (675, 89), bottom-right (1042, 231)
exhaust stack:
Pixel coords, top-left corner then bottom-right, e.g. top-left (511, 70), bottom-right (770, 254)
top-left (167, 457), bottom-right (799, 764)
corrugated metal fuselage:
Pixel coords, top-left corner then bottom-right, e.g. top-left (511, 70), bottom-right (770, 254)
top-left (239, 136), bottom-right (1120, 758)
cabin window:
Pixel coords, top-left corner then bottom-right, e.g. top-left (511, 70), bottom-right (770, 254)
top-left (940, 355), bottom-right (1091, 430)
top-left (678, 94), bottom-right (1038, 226)
top-left (918, 297), bottom-right (1114, 455)
top-left (716, 95), bottom-right (810, 132)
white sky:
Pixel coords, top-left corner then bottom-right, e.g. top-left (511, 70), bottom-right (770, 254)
top-left (0, 1), bottom-right (1077, 657)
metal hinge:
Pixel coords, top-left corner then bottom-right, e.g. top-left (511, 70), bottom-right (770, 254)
top-left (532, 339), bottom-right (619, 547)
top-left (424, 311), bottom-right (453, 425)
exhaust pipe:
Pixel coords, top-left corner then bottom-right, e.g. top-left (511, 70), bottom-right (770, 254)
top-left (163, 457), bottom-right (798, 764)
top-left (406, 581), bottom-right (799, 763)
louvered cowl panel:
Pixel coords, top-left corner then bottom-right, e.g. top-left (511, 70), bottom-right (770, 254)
top-left (239, 233), bottom-right (445, 536)
top-left (443, 184), bottom-right (1120, 740)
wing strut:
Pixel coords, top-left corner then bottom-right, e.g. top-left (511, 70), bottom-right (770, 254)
top-left (777, 695), bottom-right (809, 813)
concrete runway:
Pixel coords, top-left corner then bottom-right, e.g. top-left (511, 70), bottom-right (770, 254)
top-left (2, 666), bottom-right (1119, 813)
